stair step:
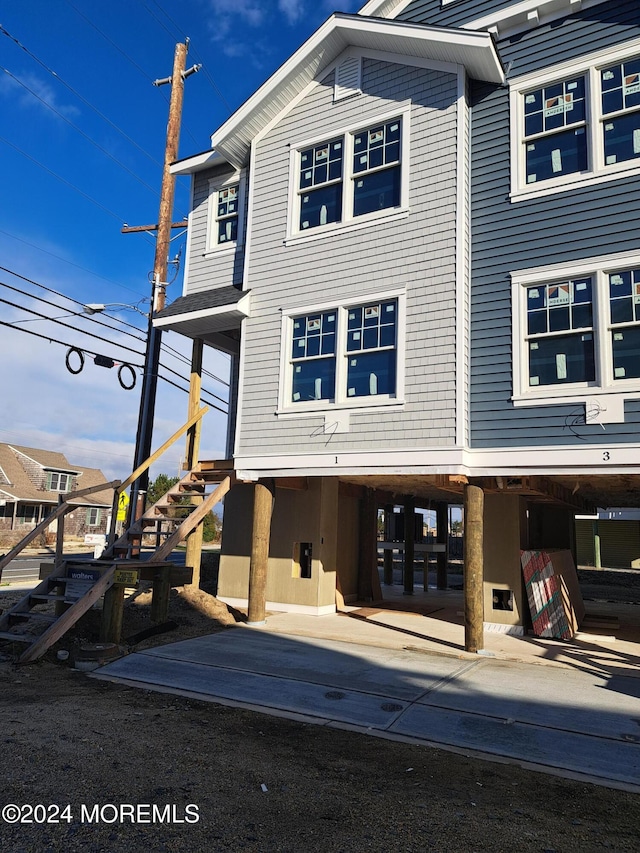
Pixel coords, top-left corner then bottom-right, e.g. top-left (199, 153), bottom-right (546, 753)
top-left (30, 593), bottom-right (66, 602)
top-left (0, 631), bottom-right (33, 643)
top-left (9, 612), bottom-right (57, 623)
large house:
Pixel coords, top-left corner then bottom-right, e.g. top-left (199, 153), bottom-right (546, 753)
top-left (156, 1), bottom-right (640, 635)
top-left (0, 444), bottom-right (112, 542)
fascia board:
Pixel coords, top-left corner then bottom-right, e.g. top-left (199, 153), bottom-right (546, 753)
top-left (357, 0), bottom-right (414, 17)
top-left (211, 13), bottom-right (504, 168)
top-left (170, 149), bottom-right (226, 175)
top-left (153, 292), bottom-right (251, 330)
top-left (463, 0), bottom-right (605, 38)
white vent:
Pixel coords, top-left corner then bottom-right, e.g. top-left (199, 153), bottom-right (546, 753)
top-left (334, 56), bottom-right (362, 103)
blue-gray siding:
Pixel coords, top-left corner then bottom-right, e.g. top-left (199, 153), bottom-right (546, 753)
top-left (237, 56), bottom-right (463, 456)
top-left (184, 165), bottom-right (246, 295)
top-left (464, 2), bottom-right (640, 447)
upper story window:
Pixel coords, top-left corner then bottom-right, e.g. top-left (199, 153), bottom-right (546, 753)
top-left (289, 109), bottom-right (409, 241)
top-left (523, 77), bottom-right (587, 184)
top-left (207, 172), bottom-right (245, 253)
top-left (512, 251), bottom-right (640, 408)
top-left (298, 140), bottom-right (343, 230)
top-left (216, 184), bottom-right (239, 245)
top-left (281, 293), bottom-right (405, 413)
top-left (601, 58), bottom-right (640, 167)
top-left (47, 472), bottom-right (72, 492)
top-left (510, 42), bottom-right (640, 200)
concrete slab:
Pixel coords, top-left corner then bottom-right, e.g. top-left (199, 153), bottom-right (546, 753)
top-left (94, 627), bottom-right (640, 791)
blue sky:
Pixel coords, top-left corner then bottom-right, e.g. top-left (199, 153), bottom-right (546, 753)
top-left (0, 0), bottom-right (362, 482)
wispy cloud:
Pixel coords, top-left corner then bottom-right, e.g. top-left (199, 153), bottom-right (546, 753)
top-left (278, 0), bottom-right (304, 25)
top-left (0, 69), bottom-right (80, 119)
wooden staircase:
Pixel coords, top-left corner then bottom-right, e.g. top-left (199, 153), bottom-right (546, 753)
top-left (0, 560), bottom-right (117, 664)
top-left (102, 466), bottom-right (233, 561)
top-left (0, 465), bottom-right (234, 664)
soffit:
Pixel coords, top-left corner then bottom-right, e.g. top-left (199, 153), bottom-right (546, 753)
top-left (211, 13), bottom-right (504, 169)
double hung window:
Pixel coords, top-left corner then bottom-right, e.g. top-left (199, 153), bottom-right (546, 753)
top-left (207, 173), bottom-right (244, 251)
top-left (216, 184), bottom-right (239, 245)
top-left (511, 44), bottom-right (640, 197)
top-left (293, 112), bottom-right (407, 237)
top-left (513, 252), bottom-right (640, 405)
top-left (525, 278), bottom-right (594, 386)
top-left (47, 472), bottom-right (71, 492)
top-left (284, 296), bottom-right (402, 410)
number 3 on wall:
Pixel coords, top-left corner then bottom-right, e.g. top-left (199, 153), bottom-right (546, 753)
top-left (603, 451), bottom-right (610, 461)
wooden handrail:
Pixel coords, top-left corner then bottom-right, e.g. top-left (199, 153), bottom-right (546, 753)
top-left (116, 406), bottom-right (209, 495)
top-left (0, 478), bottom-right (122, 576)
top-left (105, 407), bottom-right (209, 550)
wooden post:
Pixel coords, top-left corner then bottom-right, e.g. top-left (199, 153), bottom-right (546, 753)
top-left (247, 480), bottom-right (274, 624)
top-left (403, 496), bottom-right (415, 595)
top-left (464, 484), bottom-right (484, 653)
top-left (436, 501), bottom-right (449, 590)
top-left (357, 488), bottom-right (377, 600)
top-left (150, 568), bottom-right (171, 623)
top-left (54, 495), bottom-right (65, 569)
top-left (185, 338), bottom-right (204, 589)
top-left (383, 504), bottom-right (394, 585)
top-left (592, 519), bottom-right (602, 569)
top-left (101, 584), bottom-right (125, 643)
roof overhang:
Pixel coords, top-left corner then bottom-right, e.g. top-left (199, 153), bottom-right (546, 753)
top-left (211, 13), bottom-right (505, 169)
top-left (462, 0), bottom-right (605, 39)
top-left (170, 149), bottom-right (227, 176)
top-left (153, 287), bottom-right (251, 341)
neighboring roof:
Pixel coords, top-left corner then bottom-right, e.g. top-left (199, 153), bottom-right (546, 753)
top-left (154, 286), bottom-right (251, 341)
top-left (9, 444), bottom-right (80, 474)
top-left (0, 444), bottom-right (112, 507)
top-left (211, 12), bottom-right (504, 169)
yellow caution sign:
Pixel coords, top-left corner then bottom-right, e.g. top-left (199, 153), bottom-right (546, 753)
top-left (114, 567), bottom-right (139, 586)
top-left (116, 491), bottom-right (130, 522)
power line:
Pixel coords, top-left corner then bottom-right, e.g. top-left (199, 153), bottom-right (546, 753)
top-left (0, 293), bottom-right (145, 359)
top-left (0, 21), bottom-right (165, 172)
top-left (2, 297), bottom-right (228, 407)
top-left (0, 263), bottom-right (230, 393)
top-left (0, 228), bottom-right (152, 300)
top-left (143, 0), bottom-right (233, 114)
top-left (0, 275), bottom-right (148, 344)
top-left (2, 67), bottom-right (161, 199)
top-left (0, 135), bottom-right (150, 235)
top-left (0, 318), bottom-right (143, 368)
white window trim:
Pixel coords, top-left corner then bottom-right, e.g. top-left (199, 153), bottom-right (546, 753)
top-left (285, 105), bottom-right (411, 245)
top-left (511, 249), bottom-right (640, 408)
top-left (510, 37), bottom-right (640, 202)
top-left (86, 507), bottom-right (101, 527)
top-left (277, 289), bottom-right (406, 416)
top-left (204, 170), bottom-right (246, 255)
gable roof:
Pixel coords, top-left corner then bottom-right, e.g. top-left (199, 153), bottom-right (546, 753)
top-left (211, 12), bottom-right (504, 169)
top-left (0, 444), bottom-right (112, 507)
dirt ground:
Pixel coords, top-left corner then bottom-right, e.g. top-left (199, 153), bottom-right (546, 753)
top-left (0, 564), bottom-right (639, 852)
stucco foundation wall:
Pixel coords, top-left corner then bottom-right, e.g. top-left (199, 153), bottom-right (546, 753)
top-left (482, 494), bottom-right (526, 628)
top-left (218, 478), bottom-right (341, 608)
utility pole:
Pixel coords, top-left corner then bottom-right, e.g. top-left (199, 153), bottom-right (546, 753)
top-left (129, 41), bottom-right (200, 524)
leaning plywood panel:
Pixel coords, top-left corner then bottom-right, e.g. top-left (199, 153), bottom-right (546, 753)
top-left (520, 550), bottom-right (573, 640)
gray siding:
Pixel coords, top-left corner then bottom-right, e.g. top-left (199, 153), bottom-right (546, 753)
top-left (398, 0), bottom-right (507, 28)
top-left (465, 2), bottom-right (640, 447)
top-left (184, 164), bottom-right (246, 296)
top-left (237, 57), bottom-right (462, 456)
